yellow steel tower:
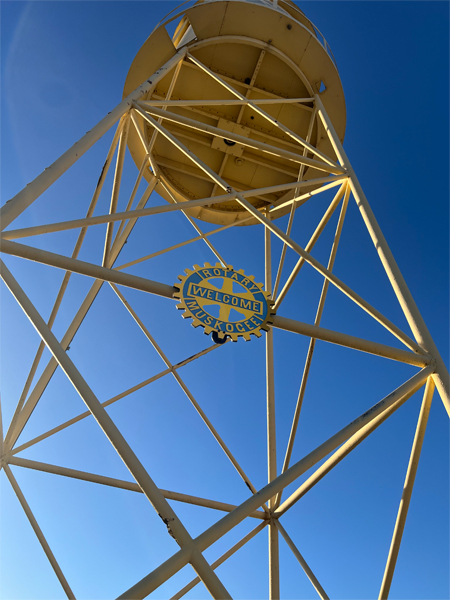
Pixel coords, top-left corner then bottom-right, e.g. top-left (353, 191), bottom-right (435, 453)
top-left (1, 1), bottom-right (448, 598)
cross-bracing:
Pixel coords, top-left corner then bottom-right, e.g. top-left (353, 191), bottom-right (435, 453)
top-left (0, 47), bottom-right (448, 600)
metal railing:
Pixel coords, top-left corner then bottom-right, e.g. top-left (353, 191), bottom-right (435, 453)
top-left (151, 0), bottom-right (339, 71)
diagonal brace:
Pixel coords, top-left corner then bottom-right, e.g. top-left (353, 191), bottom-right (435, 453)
top-left (0, 259), bottom-right (231, 600)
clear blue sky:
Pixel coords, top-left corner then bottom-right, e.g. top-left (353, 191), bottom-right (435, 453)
top-left (1, 2), bottom-right (449, 599)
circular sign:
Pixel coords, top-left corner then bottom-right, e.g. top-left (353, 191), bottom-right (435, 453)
top-left (174, 263), bottom-right (275, 342)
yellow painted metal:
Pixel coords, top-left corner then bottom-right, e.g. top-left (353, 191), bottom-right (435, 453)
top-left (118, 367), bottom-right (433, 599)
top-left (1, 259), bottom-right (232, 600)
top-left (2, 4), bottom-right (445, 597)
top-left (170, 522), bottom-right (268, 600)
top-left (4, 465), bottom-right (76, 600)
top-left (0, 48), bottom-right (185, 232)
top-left (124, 0), bottom-right (346, 225)
top-left (378, 378), bottom-right (435, 599)
top-left (314, 93), bottom-right (450, 414)
top-left (274, 186), bottom-right (350, 511)
top-left (1, 176), bottom-right (344, 240)
top-left (110, 282), bottom-right (268, 504)
top-left (1, 238), bottom-right (431, 368)
top-left (9, 456), bottom-right (267, 520)
top-left (11, 343), bottom-right (221, 457)
top-left (275, 521), bottom-right (329, 600)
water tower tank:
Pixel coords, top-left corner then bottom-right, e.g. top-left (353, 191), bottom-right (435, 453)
top-left (124, 0), bottom-right (346, 225)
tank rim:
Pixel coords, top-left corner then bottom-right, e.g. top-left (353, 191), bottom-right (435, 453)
top-left (150, 0), bottom-right (340, 72)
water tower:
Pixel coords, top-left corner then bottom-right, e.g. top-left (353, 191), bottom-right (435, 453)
top-left (1, 1), bottom-right (448, 599)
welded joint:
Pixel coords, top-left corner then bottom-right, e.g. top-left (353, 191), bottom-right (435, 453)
top-left (0, 450), bottom-right (11, 471)
top-left (269, 513), bottom-right (280, 523)
top-left (428, 356), bottom-right (438, 371)
top-left (414, 353), bottom-right (436, 370)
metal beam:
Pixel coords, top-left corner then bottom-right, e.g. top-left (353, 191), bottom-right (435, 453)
top-left (112, 60), bottom-right (181, 243)
top-left (275, 186), bottom-right (350, 509)
top-left (270, 179), bottom-right (346, 216)
top-left (271, 316), bottom-right (430, 367)
top-left (210, 48), bottom-right (267, 198)
top-left (265, 216), bottom-right (277, 502)
top-left (274, 181), bottom-right (346, 308)
top-left (110, 283), bottom-right (265, 503)
top-left (3, 182), bottom-right (156, 451)
top-left (314, 93), bottom-right (450, 414)
top-left (193, 368), bottom-right (433, 545)
top-left (8, 456), bottom-right (267, 520)
top-left (1, 194), bottom-right (232, 239)
top-left (231, 195), bottom-right (424, 354)
top-left (273, 106), bottom-right (317, 297)
top-left (144, 58), bottom-right (184, 157)
top-left (11, 343), bottom-right (220, 456)
top-left (4, 465), bottom-right (76, 599)
top-left (268, 519), bottom-right (280, 600)
top-left (264, 213), bottom-right (280, 599)
top-left (3, 118), bottom-right (126, 442)
top-left (140, 98), bottom-right (314, 107)
top-left (275, 521), bottom-right (329, 600)
top-left (186, 53), bottom-right (337, 168)
top-left (135, 104), bottom-right (345, 175)
top-left (129, 62), bottom-right (230, 266)
top-left (274, 378), bottom-right (430, 517)
top-left (0, 260), bottom-right (231, 600)
top-left (148, 156), bottom-right (228, 267)
top-left (3, 242), bottom-right (432, 369)
top-left (1, 177), bottom-right (342, 240)
top-left (113, 150), bottom-right (151, 242)
top-left (148, 92), bottom-right (315, 155)
top-left (170, 522), bottom-right (268, 600)
top-left (0, 240), bottom-right (175, 299)
top-left (0, 48), bottom-right (188, 231)
top-left (378, 377), bottom-right (435, 599)
top-left (162, 123), bottom-right (300, 179)
top-left (115, 218), bottom-right (255, 272)
top-left (181, 58), bottom-right (314, 108)
top-left (1, 239), bottom-right (430, 368)
top-left (128, 107), bottom-right (422, 355)
top-left (117, 366), bottom-right (433, 599)
top-left (102, 116), bottom-right (130, 266)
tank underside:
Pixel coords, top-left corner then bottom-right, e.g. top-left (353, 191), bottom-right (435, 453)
top-left (124, 0), bottom-right (346, 225)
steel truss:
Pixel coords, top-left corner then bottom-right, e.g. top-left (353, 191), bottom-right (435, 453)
top-left (0, 46), bottom-right (448, 600)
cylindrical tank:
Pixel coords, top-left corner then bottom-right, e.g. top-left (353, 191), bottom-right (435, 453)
top-left (124, 0), bottom-right (346, 225)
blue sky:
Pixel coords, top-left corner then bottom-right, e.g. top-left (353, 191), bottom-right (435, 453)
top-left (1, 2), bottom-right (449, 599)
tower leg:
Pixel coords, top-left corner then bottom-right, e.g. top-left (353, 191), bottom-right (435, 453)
top-left (378, 377), bottom-right (435, 598)
top-left (0, 48), bottom-right (188, 231)
top-left (269, 519), bottom-right (280, 600)
top-left (0, 259), bottom-right (231, 600)
top-left (314, 94), bottom-right (450, 415)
